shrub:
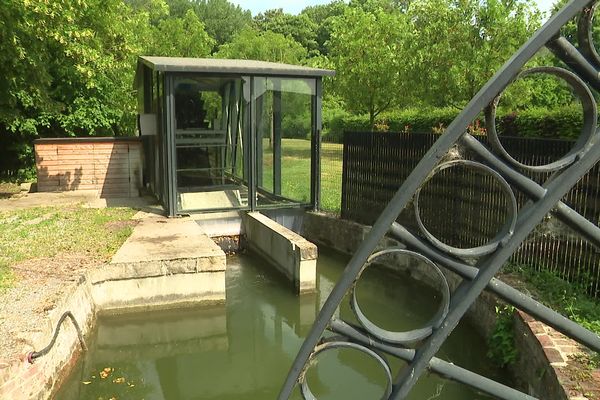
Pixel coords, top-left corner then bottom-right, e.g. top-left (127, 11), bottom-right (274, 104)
top-left (322, 106), bottom-right (583, 143)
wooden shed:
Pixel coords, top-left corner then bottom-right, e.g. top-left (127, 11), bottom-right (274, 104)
top-left (34, 137), bottom-right (143, 197)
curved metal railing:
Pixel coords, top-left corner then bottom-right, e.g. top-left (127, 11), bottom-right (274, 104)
top-left (279, 0), bottom-right (600, 399)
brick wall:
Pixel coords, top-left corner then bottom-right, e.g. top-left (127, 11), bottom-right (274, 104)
top-left (34, 138), bottom-right (142, 198)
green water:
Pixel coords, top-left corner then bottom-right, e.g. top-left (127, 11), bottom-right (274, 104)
top-left (56, 249), bottom-right (509, 400)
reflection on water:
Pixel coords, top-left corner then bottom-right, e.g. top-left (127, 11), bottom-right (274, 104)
top-left (56, 248), bottom-right (508, 400)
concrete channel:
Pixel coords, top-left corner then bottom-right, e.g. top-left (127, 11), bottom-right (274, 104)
top-left (0, 209), bottom-right (585, 400)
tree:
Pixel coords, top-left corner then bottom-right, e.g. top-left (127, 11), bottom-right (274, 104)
top-left (148, 9), bottom-right (215, 57)
top-left (126, 0), bottom-right (169, 24)
top-left (164, 0), bottom-right (194, 19)
top-left (216, 28), bottom-right (307, 64)
top-left (192, 0), bottom-right (252, 49)
top-left (404, 0), bottom-right (541, 107)
top-left (328, 6), bottom-right (408, 128)
top-left (254, 9), bottom-right (319, 54)
top-left (0, 0), bottom-right (153, 137)
top-left (301, 1), bottom-right (348, 55)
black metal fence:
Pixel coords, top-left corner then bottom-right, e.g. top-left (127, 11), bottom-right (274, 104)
top-left (341, 131), bottom-right (600, 297)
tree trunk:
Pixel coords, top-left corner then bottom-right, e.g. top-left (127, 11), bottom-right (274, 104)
top-left (369, 109), bottom-right (376, 132)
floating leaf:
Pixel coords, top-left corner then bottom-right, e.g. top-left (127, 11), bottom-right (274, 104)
top-left (82, 381), bottom-right (92, 385)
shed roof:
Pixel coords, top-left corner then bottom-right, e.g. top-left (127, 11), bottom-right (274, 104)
top-left (138, 56), bottom-right (335, 77)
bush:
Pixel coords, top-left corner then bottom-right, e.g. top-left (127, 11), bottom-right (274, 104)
top-left (282, 113), bottom-right (311, 139)
top-left (0, 128), bottom-right (37, 181)
top-left (496, 105), bottom-right (582, 140)
top-left (322, 106), bottom-right (584, 143)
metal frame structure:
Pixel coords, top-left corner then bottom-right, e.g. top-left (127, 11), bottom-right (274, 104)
top-left (279, 0), bottom-right (600, 399)
top-left (135, 57), bottom-right (333, 216)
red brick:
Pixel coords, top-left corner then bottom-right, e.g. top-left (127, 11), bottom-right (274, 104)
top-left (543, 347), bottom-right (566, 364)
top-left (558, 346), bottom-right (579, 355)
top-left (537, 334), bottom-right (554, 347)
top-left (529, 321), bottom-right (546, 334)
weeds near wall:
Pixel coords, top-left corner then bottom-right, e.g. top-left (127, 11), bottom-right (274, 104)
top-left (503, 263), bottom-right (600, 335)
top-left (487, 305), bottom-right (518, 368)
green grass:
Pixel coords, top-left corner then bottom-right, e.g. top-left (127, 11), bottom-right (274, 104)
top-left (261, 138), bottom-right (343, 213)
top-left (0, 205), bottom-right (136, 289)
top-left (503, 263), bottom-right (600, 335)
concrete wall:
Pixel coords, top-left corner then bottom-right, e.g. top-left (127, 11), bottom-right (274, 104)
top-left (244, 212), bottom-right (317, 293)
top-left (35, 137), bottom-right (142, 197)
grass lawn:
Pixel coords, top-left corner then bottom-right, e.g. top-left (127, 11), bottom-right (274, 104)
top-left (0, 205), bottom-right (136, 290)
top-left (261, 138), bottom-right (343, 213)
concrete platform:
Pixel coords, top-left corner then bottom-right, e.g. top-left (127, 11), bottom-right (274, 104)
top-left (110, 216), bottom-right (225, 269)
top-left (91, 216), bottom-right (227, 312)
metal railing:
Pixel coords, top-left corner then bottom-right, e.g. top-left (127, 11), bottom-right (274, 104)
top-left (341, 131), bottom-right (600, 297)
top-left (279, 0), bottom-right (600, 399)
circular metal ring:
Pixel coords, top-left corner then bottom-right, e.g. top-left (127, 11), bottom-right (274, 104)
top-left (350, 248), bottom-right (450, 345)
top-left (486, 66), bottom-right (597, 172)
top-left (299, 341), bottom-right (393, 400)
top-left (414, 160), bottom-right (518, 257)
top-left (578, 3), bottom-right (600, 68)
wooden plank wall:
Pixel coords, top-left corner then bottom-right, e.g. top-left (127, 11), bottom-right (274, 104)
top-left (34, 139), bottom-right (142, 198)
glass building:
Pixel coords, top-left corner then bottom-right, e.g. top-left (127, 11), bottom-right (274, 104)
top-left (135, 57), bottom-right (334, 216)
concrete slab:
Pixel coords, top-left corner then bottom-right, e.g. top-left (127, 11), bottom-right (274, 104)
top-left (111, 217), bottom-right (225, 267)
top-left (0, 190), bottom-right (162, 214)
top-left (100, 216), bottom-right (227, 310)
top-left (244, 212), bottom-right (317, 293)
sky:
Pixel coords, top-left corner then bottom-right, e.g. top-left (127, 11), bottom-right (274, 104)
top-left (229, 0), bottom-right (557, 18)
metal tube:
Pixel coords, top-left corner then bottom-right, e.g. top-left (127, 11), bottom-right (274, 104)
top-left (329, 319), bottom-right (538, 400)
top-left (389, 222), bottom-right (600, 352)
top-left (391, 137), bottom-right (600, 398)
top-left (460, 133), bottom-right (600, 249)
top-left (546, 36), bottom-right (600, 91)
top-left (279, 1), bottom-right (594, 398)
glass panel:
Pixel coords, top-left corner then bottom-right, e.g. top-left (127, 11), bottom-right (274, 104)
top-left (174, 76), bottom-right (250, 212)
top-left (254, 77), bottom-right (316, 208)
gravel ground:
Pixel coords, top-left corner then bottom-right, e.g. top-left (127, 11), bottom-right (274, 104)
top-left (0, 254), bottom-right (100, 363)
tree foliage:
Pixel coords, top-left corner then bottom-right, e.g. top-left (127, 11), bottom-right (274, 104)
top-left (191, 0), bottom-right (252, 48)
top-left (0, 0), bottom-right (151, 137)
top-left (216, 28), bottom-right (307, 64)
top-left (404, 0), bottom-right (541, 107)
top-left (328, 6), bottom-right (408, 127)
top-left (300, 1), bottom-right (348, 55)
top-left (0, 0), bottom-right (566, 177)
top-left (148, 9), bottom-right (214, 57)
top-left (254, 9), bottom-right (319, 54)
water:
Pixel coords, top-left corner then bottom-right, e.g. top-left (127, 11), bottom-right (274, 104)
top-left (56, 248), bottom-right (509, 399)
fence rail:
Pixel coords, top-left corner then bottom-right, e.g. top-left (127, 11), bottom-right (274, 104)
top-left (341, 131), bottom-right (600, 297)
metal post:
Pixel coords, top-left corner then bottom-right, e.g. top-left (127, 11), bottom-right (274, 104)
top-left (311, 78), bottom-right (322, 211)
top-left (249, 77), bottom-right (257, 211)
top-left (273, 80), bottom-right (282, 195)
top-left (164, 74), bottom-right (178, 217)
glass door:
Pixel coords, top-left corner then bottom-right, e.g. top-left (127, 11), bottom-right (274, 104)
top-left (173, 75), bottom-right (250, 213)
